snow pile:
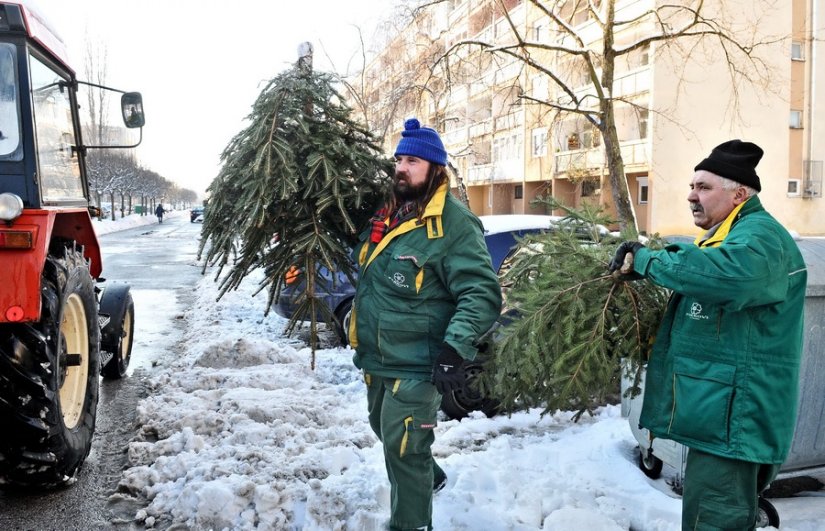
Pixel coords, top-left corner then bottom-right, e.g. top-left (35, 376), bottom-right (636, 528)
top-left (93, 209), bottom-right (186, 236)
top-left (110, 245), bottom-right (824, 530)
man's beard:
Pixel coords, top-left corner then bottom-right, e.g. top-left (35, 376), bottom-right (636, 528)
top-left (394, 172), bottom-right (428, 201)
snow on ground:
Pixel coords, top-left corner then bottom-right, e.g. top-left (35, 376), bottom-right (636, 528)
top-left (98, 215), bottom-right (825, 530)
top-left (92, 208), bottom-right (187, 236)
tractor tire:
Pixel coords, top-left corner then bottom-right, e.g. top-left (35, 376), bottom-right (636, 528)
top-left (0, 241), bottom-right (101, 489)
top-left (100, 285), bottom-right (134, 379)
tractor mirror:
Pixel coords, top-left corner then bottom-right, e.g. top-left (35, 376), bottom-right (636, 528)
top-left (121, 92), bottom-right (145, 128)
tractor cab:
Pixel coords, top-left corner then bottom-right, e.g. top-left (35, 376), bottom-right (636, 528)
top-left (0, 0), bottom-right (142, 489)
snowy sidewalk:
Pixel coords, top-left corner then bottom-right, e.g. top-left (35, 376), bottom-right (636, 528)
top-left (105, 234), bottom-right (825, 530)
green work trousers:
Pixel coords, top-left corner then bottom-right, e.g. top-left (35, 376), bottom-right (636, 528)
top-left (366, 373), bottom-right (443, 531)
top-left (682, 448), bottom-right (780, 530)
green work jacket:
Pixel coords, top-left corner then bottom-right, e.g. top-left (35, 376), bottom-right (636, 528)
top-left (634, 196), bottom-right (807, 464)
top-left (350, 184), bottom-right (502, 380)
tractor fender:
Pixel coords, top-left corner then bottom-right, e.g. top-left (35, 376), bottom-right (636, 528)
top-left (98, 283), bottom-right (131, 348)
top-left (0, 209), bottom-right (101, 323)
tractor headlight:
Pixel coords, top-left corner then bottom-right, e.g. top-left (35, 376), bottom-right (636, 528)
top-left (0, 193), bottom-right (24, 221)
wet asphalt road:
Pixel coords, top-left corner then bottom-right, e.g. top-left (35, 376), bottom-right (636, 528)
top-left (0, 214), bottom-right (204, 530)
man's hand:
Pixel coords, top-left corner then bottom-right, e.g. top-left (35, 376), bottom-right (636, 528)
top-left (432, 344), bottom-right (466, 394)
top-left (609, 241), bottom-right (645, 279)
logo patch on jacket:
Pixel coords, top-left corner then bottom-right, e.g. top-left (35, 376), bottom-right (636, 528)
top-left (390, 272), bottom-right (409, 289)
top-left (687, 302), bottom-right (709, 321)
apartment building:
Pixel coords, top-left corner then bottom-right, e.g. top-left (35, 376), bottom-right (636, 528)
top-left (355, 0), bottom-right (823, 236)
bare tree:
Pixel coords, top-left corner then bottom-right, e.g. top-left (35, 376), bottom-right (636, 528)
top-left (422, 0), bottom-right (783, 235)
top-left (83, 37), bottom-right (110, 145)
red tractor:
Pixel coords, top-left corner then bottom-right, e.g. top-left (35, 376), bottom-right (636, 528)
top-left (0, 1), bottom-right (143, 488)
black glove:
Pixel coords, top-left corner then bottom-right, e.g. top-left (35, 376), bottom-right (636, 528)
top-left (432, 344), bottom-right (466, 395)
top-left (608, 241), bottom-right (645, 279)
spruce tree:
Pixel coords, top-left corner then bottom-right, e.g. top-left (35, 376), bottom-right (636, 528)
top-left (479, 200), bottom-right (669, 419)
top-left (198, 63), bottom-right (392, 367)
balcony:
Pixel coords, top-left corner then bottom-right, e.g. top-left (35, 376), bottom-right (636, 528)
top-left (494, 111), bottom-right (523, 131)
top-left (442, 126), bottom-right (468, 148)
top-left (555, 149), bottom-right (604, 174)
top-left (554, 139), bottom-right (649, 175)
top-left (469, 118), bottom-right (493, 138)
top-left (467, 163), bottom-right (495, 184)
top-left (466, 160), bottom-right (524, 184)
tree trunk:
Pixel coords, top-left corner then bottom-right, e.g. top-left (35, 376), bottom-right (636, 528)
top-left (449, 161), bottom-right (470, 208)
top-left (601, 0), bottom-right (638, 238)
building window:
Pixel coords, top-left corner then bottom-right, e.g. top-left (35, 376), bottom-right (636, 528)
top-left (637, 177), bottom-right (649, 204)
top-left (790, 110), bottom-right (803, 129)
top-left (638, 108), bottom-right (649, 138)
top-left (531, 75), bottom-right (548, 100)
top-left (787, 179), bottom-right (801, 196)
top-left (494, 133), bottom-right (523, 162)
top-left (514, 185), bottom-right (524, 199)
top-left (532, 127), bottom-right (547, 157)
top-left (791, 41), bottom-right (804, 61)
top-left (582, 128), bottom-right (601, 148)
top-left (581, 178), bottom-right (600, 197)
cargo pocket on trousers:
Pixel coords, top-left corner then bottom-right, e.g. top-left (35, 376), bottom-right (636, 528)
top-left (399, 409), bottom-right (438, 458)
top-left (669, 357), bottom-right (736, 446)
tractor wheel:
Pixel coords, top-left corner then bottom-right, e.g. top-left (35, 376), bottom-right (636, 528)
top-left (0, 241), bottom-right (101, 489)
top-left (100, 285), bottom-right (134, 379)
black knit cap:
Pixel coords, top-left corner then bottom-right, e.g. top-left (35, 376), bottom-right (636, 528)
top-left (694, 139), bottom-right (763, 192)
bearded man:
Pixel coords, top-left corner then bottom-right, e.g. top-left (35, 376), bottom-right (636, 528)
top-left (349, 118), bottom-right (501, 531)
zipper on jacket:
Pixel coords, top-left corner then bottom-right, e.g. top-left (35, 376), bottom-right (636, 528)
top-left (377, 322), bottom-right (382, 363)
top-left (667, 374), bottom-right (677, 434)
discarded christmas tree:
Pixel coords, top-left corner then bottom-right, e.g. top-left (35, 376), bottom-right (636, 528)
top-left (478, 200), bottom-right (670, 419)
top-left (198, 51), bottom-right (391, 367)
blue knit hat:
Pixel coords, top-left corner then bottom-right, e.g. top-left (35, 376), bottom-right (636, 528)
top-left (394, 118), bottom-right (448, 166)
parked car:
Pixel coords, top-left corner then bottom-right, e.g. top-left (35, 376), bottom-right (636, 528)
top-left (190, 206), bottom-right (205, 223)
top-left (95, 205), bottom-right (111, 219)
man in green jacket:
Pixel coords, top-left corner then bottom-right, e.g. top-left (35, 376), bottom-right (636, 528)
top-left (350, 118), bottom-right (502, 531)
top-left (610, 140), bottom-right (807, 530)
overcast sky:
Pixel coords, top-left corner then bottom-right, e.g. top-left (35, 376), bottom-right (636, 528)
top-left (40, 0), bottom-right (393, 199)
